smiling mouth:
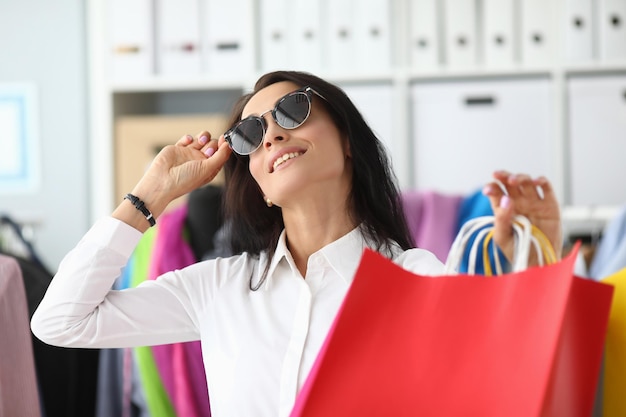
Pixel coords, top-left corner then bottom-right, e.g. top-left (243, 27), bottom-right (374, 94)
top-left (273, 152), bottom-right (304, 171)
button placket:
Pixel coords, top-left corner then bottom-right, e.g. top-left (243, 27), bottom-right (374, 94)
top-left (278, 279), bottom-right (312, 417)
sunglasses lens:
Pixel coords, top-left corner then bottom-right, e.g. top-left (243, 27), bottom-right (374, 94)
top-left (275, 92), bottom-right (311, 129)
top-left (228, 118), bottom-right (264, 155)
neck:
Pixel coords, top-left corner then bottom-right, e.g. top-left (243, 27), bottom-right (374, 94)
top-left (282, 200), bottom-right (357, 277)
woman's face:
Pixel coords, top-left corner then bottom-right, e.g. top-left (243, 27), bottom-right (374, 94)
top-left (245, 81), bottom-right (351, 207)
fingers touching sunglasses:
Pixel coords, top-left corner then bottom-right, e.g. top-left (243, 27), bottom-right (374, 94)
top-left (224, 86), bottom-right (325, 156)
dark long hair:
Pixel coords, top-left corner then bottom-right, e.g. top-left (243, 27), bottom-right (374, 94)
top-left (222, 71), bottom-right (413, 289)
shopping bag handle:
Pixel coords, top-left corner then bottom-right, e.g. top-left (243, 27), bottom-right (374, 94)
top-left (444, 215), bottom-right (557, 275)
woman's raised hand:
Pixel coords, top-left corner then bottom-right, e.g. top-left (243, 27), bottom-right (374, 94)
top-left (113, 131), bottom-right (232, 231)
top-left (483, 171), bottom-right (563, 263)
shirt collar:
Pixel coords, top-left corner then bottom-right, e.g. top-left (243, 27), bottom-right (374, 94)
top-left (263, 230), bottom-right (290, 290)
top-left (262, 225), bottom-right (379, 290)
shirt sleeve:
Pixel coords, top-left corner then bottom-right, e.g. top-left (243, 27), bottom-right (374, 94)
top-left (30, 217), bottom-right (202, 348)
top-left (394, 247), bottom-right (446, 276)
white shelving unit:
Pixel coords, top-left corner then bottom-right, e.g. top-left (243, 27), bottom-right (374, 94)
top-left (87, 0), bottom-right (626, 234)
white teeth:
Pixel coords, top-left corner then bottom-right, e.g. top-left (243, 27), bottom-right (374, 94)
top-left (273, 152), bottom-right (302, 171)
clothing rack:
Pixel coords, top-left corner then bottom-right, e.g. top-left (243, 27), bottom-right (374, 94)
top-left (0, 214), bottom-right (43, 267)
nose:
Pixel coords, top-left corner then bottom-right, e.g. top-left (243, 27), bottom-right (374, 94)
top-left (262, 113), bottom-right (286, 150)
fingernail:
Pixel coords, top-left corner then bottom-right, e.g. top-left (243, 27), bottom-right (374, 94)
top-left (500, 195), bottom-right (510, 208)
top-left (199, 135), bottom-right (208, 145)
top-left (204, 147), bottom-right (215, 157)
top-left (186, 135), bottom-right (193, 141)
top-left (482, 185), bottom-right (492, 196)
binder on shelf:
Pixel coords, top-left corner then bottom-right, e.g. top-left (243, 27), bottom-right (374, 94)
top-left (291, 0), bottom-right (323, 73)
top-left (520, 0), bottom-right (556, 66)
top-left (482, 0), bottom-right (517, 67)
top-left (354, 0), bottom-right (392, 71)
top-left (564, 0), bottom-right (595, 62)
top-left (598, 0), bottom-right (626, 61)
top-left (443, 0), bottom-right (478, 68)
top-left (107, 0), bottom-right (154, 80)
top-left (408, 0), bottom-right (441, 69)
top-left (326, 0), bottom-right (355, 72)
top-left (202, 0), bottom-right (255, 75)
top-left (259, 0), bottom-right (291, 72)
top-left (154, 0), bottom-right (202, 76)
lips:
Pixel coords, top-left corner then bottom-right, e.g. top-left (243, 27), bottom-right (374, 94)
top-left (268, 148), bottom-right (307, 173)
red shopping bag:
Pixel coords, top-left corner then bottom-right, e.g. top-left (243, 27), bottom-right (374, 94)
top-left (290, 244), bottom-right (613, 417)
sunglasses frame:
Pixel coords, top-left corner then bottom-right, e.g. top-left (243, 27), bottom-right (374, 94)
top-left (224, 85), bottom-right (325, 156)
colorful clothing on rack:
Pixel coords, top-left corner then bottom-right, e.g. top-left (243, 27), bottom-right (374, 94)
top-left (589, 205), bottom-right (626, 280)
top-left (127, 226), bottom-right (176, 417)
top-left (400, 190), bottom-right (464, 262)
top-left (146, 204), bottom-right (210, 417)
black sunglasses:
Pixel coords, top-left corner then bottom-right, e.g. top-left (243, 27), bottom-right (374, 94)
top-left (224, 86), bottom-right (326, 156)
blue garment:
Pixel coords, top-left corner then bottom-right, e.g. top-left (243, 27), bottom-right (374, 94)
top-left (588, 205), bottom-right (626, 280)
top-left (455, 189), bottom-right (508, 274)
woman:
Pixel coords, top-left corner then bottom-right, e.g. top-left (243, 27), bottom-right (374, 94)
top-left (31, 71), bottom-right (562, 416)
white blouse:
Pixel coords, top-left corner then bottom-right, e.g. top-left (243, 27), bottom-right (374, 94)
top-left (31, 217), bottom-right (444, 417)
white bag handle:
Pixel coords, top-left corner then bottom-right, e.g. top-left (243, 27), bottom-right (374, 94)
top-left (444, 215), bottom-right (553, 275)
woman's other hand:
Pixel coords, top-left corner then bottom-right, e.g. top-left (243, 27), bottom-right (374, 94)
top-left (483, 170), bottom-right (563, 264)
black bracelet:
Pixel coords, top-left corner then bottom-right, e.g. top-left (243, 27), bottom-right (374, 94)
top-left (124, 193), bottom-right (156, 227)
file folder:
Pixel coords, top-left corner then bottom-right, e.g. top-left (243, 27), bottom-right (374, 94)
top-left (564, 0), bottom-right (595, 62)
top-left (520, 0), bottom-right (556, 65)
top-left (443, 0), bottom-right (478, 68)
top-left (291, 0), bottom-right (323, 72)
top-left (107, 0), bottom-right (154, 80)
top-left (408, 0), bottom-right (441, 69)
top-left (259, 0), bottom-right (291, 71)
top-left (202, 0), bottom-right (255, 75)
top-left (354, 0), bottom-right (392, 71)
top-left (598, 0), bottom-right (626, 61)
top-left (326, 0), bottom-right (355, 72)
top-left (154, 0), bottom-right (202, 76)
top-left (483, 0), bottom-right (517, 67)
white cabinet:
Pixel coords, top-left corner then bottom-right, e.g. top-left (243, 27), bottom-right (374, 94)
top-left (88, 0), bottom-right (626, 226)
top-left (340, 83), bottom-right (395, 153)
top-left (411, 79), bottom-right (554, 194)
top-left (568, 75), bottom-right (626, 206)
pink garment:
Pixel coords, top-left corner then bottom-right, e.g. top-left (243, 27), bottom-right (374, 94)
top-left (0, 254), bottom-right (42, 417)
top-left (148, 204), bottom-right (211, 417)
top-left (401, 190), bottom-right (464, 262)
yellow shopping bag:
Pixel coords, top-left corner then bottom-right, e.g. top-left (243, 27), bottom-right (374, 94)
top-left (602, 268), bottom-right (626, 417)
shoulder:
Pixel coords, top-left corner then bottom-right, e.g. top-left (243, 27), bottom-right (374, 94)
top-left (173, 250), bottom-right (268, 290)
top-left (392, 248), bottom-right (445, 276)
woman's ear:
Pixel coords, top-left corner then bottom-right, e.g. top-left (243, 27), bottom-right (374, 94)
top-left (344, 136), bottom-right (352, 158)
